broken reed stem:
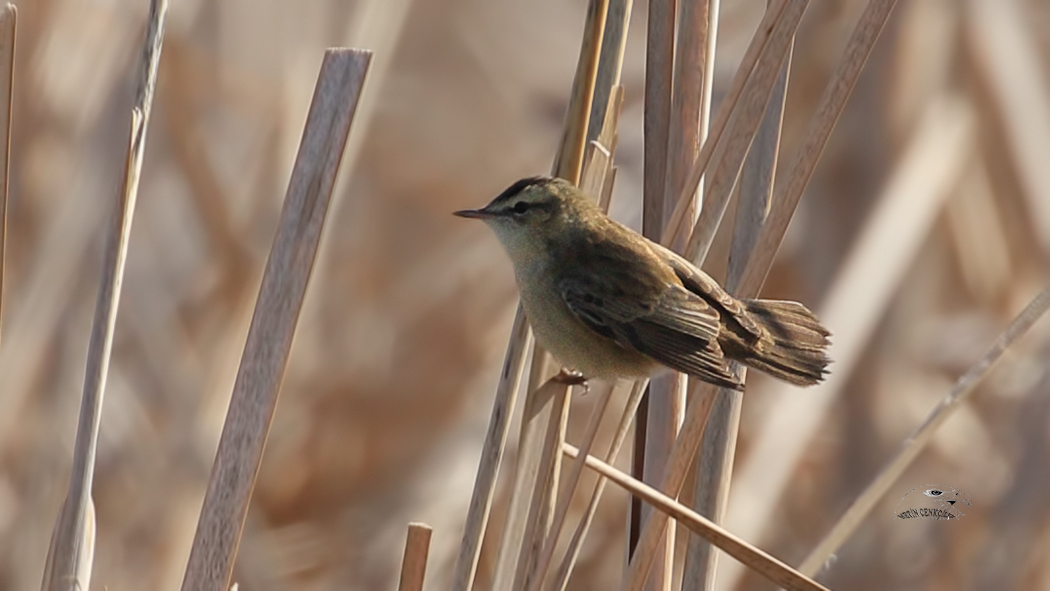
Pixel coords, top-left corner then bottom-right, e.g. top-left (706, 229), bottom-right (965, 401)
top-left (588, 0), bottom-right (634, 143)
top-left (398, 522), bottom-right (433, 591)
top-left (799, 287), bottom-right (1050, 576)
top-left (562, 444), bottom-right (829, 591)
top-left (552, 379), bottom-right (648, 591)
top-left (180, 48), bottom-right (371, 591)
top-left (42, 3), bottom-right (168, 589)
top-left (0, 3), bottom-right (12, 340)
top-left (554, 0), bottom-right (609, 184)
top-left (623, 0), bottom-right (900, 587)
top-left (684, 36), bottom-right (791, 591)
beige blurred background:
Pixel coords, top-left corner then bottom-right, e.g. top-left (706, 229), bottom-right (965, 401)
top-left (2, 0), bottom-right (1050, 589)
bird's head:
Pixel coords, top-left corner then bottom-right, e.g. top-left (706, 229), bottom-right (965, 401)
top-left (454, 176), bottom-right (598, 263)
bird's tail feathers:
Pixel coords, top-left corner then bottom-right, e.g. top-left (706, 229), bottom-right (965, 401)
top-left (737, 299), bottom-right (831, 387)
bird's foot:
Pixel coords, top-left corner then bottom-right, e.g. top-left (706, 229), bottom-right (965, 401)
top-left (554, 368), bottom-right (589, 392)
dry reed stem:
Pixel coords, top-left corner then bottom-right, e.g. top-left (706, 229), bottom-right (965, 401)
top-left (634, 0), bottom-right (679, 588)
top-left (719, 94), bottom-right (973, 589)
top-left (552, 379), bottom-right (648, 591)
top-left (511, 78), bottom-right (616, 589)
top-left (624, 1), bottom-right (900, 587)
top-left (736, 0), bottom-right (900, 297)
top-left (399, 523), bottom-right (434, 591)
top-left (621, 380), bottom-right (718, 591)
top-left (659, 6), bottom-right (719, 584)
top-left (597, 86), bottom-right (625, 212)
top-left (589, 0), bottom-right (633, 143)
top-left (495, 3), bottom-right (612, 590)
top-left (666, 0), bottom-right (717, 213)
top-left (642, 0), bottom-right (675, 239)
top-left (684, 39), bottom-right (791, 591)
top-left (597, 86), bottom-right (625, 156)
top-left (798, 287), bottom-right (1050, 576)
top-left (555, 0), bottom-right (610, 185)
top-left (0, 4), bottom-right (13, 340)
top-left (457, 3), bottom-right (610, 588)
top-left (526, 383), bottom-right (614, 591)
top-left (682, 1), bottom-right (804, 264)
top-left (660, 0), bottom-right (790, 247)
top-left (509, 384), bottom-right (573, 591)
top-left (582, 141), bottom-right (612, 205)
top-left (562, 444), bottom-right (829, 591)
top-left (697, 0), bottom-right (719, 144)
top-left (180, 48), bottom-right (371, 591)
top-left (42, 2), bottom-right (168, 588)
top-left (726, 48), bottom-right (788, 292)
top-left (491, 360), bottom-right (555, 591)
top-left (451, 307), bottom-right (533, 591)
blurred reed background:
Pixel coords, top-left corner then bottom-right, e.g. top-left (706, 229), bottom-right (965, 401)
top-left (2, 0), bottom-right (1050, 589)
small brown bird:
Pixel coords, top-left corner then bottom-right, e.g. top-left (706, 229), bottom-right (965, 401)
top-left (455, 176), bottom-right (830, 390)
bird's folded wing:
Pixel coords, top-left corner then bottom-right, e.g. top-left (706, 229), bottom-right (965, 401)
top-left (558, 278), bottom-right (739, 387)
top-left (647, 241), bottom-right (763, 340)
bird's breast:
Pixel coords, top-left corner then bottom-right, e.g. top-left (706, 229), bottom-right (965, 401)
top-left (514, 264), bottom-right (656, 379)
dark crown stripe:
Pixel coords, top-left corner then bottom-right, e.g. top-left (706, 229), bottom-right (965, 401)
top-left (492, 176), bottom-right (552, 205)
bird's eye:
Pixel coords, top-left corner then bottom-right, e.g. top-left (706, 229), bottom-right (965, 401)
top-left (513, 201), bottom-right (530, 214)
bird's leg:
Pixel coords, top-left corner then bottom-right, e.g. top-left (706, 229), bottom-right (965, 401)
top-left (554, 368), bottom-right (589, 392)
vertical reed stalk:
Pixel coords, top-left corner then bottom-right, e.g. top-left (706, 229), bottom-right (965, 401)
top-left (180, 48), bottom-right (371, 591)
top-left (42, 3), bottom-right (168, 589)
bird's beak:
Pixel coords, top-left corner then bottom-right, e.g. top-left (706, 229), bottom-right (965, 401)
top-left (453, 208), bottom-right (494, 219)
